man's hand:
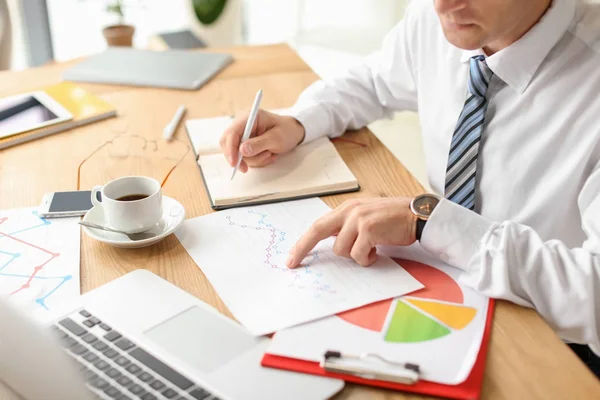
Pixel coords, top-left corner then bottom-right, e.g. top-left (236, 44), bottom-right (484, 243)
top-left (219, 108), bottom-right (306, 173)
top-left (287, 197), bottom-right (418, 268)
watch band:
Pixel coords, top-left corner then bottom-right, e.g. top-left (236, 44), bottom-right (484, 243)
top-left (416, 218), bottom-right (426, 241)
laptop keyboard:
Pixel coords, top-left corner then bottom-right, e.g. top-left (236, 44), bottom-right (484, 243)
top-left (50, 309), bottom-right (221, 400)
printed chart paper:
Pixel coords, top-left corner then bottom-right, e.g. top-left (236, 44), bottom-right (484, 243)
top-left (0, 208), bottom-right (80, 322)
top-left (175, 198), bottom-right (423, 335)
top-left (267, 244), bottom-right (489, 385)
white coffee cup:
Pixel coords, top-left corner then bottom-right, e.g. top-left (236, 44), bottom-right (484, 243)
top-left (91, 176), bottom-right (162, 233)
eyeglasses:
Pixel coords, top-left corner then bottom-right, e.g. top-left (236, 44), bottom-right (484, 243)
top-left (77, 113), bottom-right (191, 190)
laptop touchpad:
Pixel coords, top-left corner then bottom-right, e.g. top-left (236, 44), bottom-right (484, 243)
top-left (144, 306), bottom-right (260, 373)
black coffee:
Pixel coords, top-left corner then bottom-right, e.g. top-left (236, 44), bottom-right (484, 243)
top-left (115, 194), bottom-right (148, 202)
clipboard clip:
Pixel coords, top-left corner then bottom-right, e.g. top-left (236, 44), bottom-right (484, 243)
top-left (320, 350), bottom-right (421, 385)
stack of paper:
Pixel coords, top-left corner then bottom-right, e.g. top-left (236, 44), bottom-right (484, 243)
top-left (175, 198), bottom-right (423, 335)
top-left (265, 244), bottom-right (490, 385)
top-left (175, 198), bottom-right (491, 390)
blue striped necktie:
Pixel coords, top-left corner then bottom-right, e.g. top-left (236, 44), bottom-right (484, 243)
top-left (444, 55), bottom-right (494, 211)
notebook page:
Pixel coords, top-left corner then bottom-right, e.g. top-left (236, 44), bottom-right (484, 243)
top-left (198, 137), bottom-right (358, 206)
top-left (185, 116), bottom-right (232, 156)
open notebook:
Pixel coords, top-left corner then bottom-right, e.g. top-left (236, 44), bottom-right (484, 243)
top-left (185, 111), bottom-right (360, 209)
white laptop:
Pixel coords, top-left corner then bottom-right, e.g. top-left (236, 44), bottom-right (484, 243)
top-left (0, 270), bottom-right (344, 400)
top-left (62, 47), bottom-right (234, 90)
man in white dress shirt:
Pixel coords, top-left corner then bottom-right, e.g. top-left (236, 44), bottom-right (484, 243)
top-left (220, 0), bottom-right (600, 377)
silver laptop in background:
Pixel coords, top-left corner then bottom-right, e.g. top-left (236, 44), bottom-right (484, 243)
top-left (0, 270), bottom-right (344, 400)
top-left (62, 47), bottom-right (233, 90)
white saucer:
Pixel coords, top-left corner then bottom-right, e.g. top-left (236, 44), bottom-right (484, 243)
top-left (81, 195), bottom-right (185, 248)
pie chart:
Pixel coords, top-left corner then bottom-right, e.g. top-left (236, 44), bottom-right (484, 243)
top-left (337, 258), bottom-right (477, 343)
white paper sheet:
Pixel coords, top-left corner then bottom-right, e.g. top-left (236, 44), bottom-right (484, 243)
top-left (185, 116), bottom-right (233, 156)
top-left (175, 198), bottom-right (423, 335)
top-left (266, 244), bottom-right (490, 385)
top-left (0, 208), bottom-right (80, 323)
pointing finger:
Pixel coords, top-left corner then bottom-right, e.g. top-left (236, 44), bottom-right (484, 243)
top-left (287, 211), bottom-right (345, 268)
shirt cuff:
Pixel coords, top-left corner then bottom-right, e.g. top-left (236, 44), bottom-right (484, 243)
top-left (419, 198), bottom-right (494, 271)
top-left (288, 105), bottom-right (332, 144)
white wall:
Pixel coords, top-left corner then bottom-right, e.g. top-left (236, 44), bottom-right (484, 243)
top-left (41, 0), bottom-right (406, 63)
top-left (46, 0), bottom-right (194, 62)
top-left (244, 0), bottom-right (407, 55)
top-left (5, 0), bottom-right (408, 69)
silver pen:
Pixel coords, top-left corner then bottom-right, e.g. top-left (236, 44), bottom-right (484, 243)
top-left (231, 89), bottom-right (263, 180)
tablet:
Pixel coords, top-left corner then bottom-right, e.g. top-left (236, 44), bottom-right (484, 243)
top-left (0, 91), bottom-right (72, 139)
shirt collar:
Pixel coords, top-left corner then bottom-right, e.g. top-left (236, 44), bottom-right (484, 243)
top-left (460, 0), bottom-right (575, 94)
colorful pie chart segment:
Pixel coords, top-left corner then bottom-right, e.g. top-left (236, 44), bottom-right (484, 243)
top-left (385, 300), bottom-right (451, 342)
top-left (337, 258), bottom-right (478, 343)
top-left (399, 259), bottom-right (463, 303)
top-left (404, 298), bottom-right (477, 330)
top-left (337, 298), bottom-right (393, 332)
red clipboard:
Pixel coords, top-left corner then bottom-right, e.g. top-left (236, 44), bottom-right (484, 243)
top-left (261, 299), bottom-right (495, 400)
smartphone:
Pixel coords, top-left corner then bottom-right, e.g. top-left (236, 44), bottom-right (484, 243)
top-left (39, 190), bottom-right (94, 218)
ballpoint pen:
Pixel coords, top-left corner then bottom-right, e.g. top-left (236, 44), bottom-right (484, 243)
top-left (163, 105), bottom-right (186, 141)
top-left (231, 89), bottom-right (263, 180)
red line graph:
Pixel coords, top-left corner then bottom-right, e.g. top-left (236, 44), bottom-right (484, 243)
top-left (226, 212), bottom-right (336, 296)
top-left (0, 219), bottom-right (61, 298)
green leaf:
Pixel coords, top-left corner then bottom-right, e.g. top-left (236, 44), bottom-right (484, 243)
top-left (106, 2), bottom-right (124, 18)
top-left (192, 0), bottom-right (227, 25)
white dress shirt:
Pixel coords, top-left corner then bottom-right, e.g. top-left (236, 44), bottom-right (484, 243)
top-left (289, 0), bottom-right (600, 356)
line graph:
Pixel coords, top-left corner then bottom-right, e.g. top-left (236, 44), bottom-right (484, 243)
top-left (226, 211), bottom-right (336, 296)
top-left (176, 198), bottom-right (425, 336)
top-left (0, 209), bottom-right (80, 318)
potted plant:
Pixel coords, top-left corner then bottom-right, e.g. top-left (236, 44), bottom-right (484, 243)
top-left (192, 0), bottom-right (228, 25)
top-left (190, 0), bottom-right (242, 47)
top-left (102, 0), bottom-right (135, 47)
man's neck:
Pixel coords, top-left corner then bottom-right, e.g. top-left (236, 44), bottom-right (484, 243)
top-left (483, 0), bottom-right (553, 55)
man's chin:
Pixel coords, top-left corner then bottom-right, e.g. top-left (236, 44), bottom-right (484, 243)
top-left (442, 31), bottom-right (483, 51)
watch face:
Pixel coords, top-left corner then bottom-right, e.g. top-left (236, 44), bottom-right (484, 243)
top-left (412, 194), bottom-right (440, 219)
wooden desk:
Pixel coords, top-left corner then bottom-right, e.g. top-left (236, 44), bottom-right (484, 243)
top-left (1, 44), bottom-right (598, 400)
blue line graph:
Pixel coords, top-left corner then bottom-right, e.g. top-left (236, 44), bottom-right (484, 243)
top-left (0, 211), bottom-right (73, 311)
top-left (36, 275), bottom-right (72, 310)
top-left (0, 250), bottom-right (20, 272)
top-left (226, 211), bottom-right (336, 297)
top-left (7, 211), bottom-right (51, 235)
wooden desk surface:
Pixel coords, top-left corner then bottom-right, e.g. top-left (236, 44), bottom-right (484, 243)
top-left (0, 44), bottom-right (598, 400)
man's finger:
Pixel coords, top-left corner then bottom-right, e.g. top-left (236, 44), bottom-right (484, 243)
top-left (223, 129), bottom-right (241, 166)
top-left (240, 134), bottom-right (278, 157)
top-left (245, 150), bottom-right (274, 167)
top-left (332, 223), bottom-right (358, 259)
top-left (287, 212), bottom-right (345, 268)
top-left (222, 110), bottom-right (267, 165)
top-left (350, 235), bottom-right (377, 266)
top-left (253, 153), bottom-right (277, 168)
top-left (239, 160), bottom-right (248, 173)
